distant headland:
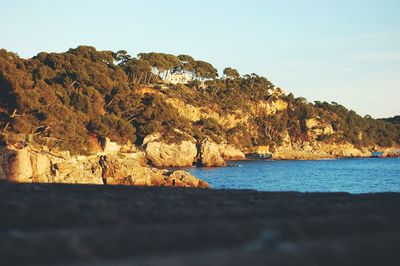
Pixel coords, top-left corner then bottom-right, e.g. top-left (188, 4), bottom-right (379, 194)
top-left (0, 46), bottom-right (399, 185)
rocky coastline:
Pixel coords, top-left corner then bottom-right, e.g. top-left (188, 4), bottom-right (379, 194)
top-left (1, 46), bottom-right (399, 186)
top-left (1, 132), bottom-right (399, 186)
top-left (0, 135), bottom-right (209, 188)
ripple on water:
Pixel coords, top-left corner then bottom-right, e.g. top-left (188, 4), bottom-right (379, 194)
top-left (180, 158), bottom-right (400, 193)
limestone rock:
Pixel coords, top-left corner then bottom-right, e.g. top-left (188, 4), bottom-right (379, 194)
top-left (144, 134), bottom-right (197, 167)
top-left (255, 98), bottom-right (288, 115)
top-left (101, 154), bottom-right (153, 185)
top-left (0, 143), bottom-right (208, 188)
top-left (30, 153), bottom-right (51, 181)
top-left (167, 170), bottom-right (210, 188)
top-left (200, 138), bottom-right (227, 167)
top-left (101, 137), bottom-right (121, 154)
top-left (143, 133), bottom-right (162, 145)
top-left (52, 156), bottom-right (103, 184)
top-left (165, 98), bottom-right (243, 130)
top-left (273, 141), bottom-right (373, 160)
top-left (102, 156), bottom-right (209, 188)
top-left (120, 141), bottom-right (137, 153)
top-left (306, 118), bottom-right (334, 139)
top-left (0, 148), bottom-right (33, 182)
top-left (165, 98), bottom-right (202, 122)
top-left (219, 144), bottom-right (245, 160)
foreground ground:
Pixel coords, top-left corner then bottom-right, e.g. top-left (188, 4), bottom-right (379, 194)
top-left (0, 182), bottom-right (399, 266)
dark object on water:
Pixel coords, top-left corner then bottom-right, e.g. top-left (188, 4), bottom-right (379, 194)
top-left (246, 152), bottom-right (272, 160)
top-left (371, 151), bottom-right (384, 158)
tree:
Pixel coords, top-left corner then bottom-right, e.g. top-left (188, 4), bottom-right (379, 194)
top-left (194, 60), bottom-right (218, 80)
top-left (223, 67), bottom-right (240, 79)
top-left (114, 50), bottom-right (131, 63)
top-left (177, 54), bottom-right (196, 72)
top-left (122, 58), bottom-right (152, 84)
top-left (138, 52), bottom-right (180, 76)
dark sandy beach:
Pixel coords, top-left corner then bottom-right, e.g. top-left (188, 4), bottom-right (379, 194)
top-left (0, 182), bottom-right (399, 266)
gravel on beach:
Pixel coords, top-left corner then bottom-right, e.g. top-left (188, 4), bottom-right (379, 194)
top-left (0, 182), bottom-right (399, 266)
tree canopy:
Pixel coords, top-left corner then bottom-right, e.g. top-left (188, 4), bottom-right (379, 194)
top-left (223, 67), bottom-right (240, 79)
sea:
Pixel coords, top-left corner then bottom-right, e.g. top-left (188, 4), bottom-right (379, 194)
top-left (180, 158), bottom-right (400, 193)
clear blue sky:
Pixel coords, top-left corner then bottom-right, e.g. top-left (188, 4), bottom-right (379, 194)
top-left (1, 0), bottom-right (399, 118)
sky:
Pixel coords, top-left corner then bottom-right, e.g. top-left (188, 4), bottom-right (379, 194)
top-left (1, 0), bottom-right (399, 118)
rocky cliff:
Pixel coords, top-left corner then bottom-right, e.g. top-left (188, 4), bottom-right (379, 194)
top-left (161, 95), bottom-right (399, 163)
top-left (0, 138), bottom-right (209, 188)
top-left (110, 95), bottom-right (400, 166)
top-left (143, 133), bottom-right (245, 167)
top-left (143, 133), bottom-right (198, 167)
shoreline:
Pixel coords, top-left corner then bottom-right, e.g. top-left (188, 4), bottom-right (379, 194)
top-left (1, 140), bottom-right (398, 187)
top-left (167, 156), bottom-right (400, 170)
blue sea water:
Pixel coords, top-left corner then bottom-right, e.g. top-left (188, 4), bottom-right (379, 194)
top-left (181, 158), bottom-right (400, 193)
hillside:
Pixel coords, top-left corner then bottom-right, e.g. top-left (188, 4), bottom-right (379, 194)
top-left (381, 116), bottom-right (400, 125)
top-left (1, 46), bottom-right (399, 165)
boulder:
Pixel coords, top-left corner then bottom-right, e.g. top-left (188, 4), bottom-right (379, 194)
top-left (143, 133), bottom-right (162, 145)
top-left (53, 156), bottom-right (103, 184)
top-left (200, 138), bottom-right (227, 167)
top-left (144, 134), bottom-right (197, 167)
top-left (101, 154), bottom-right (153, 185)
top-left (167, 170), bottom-right (210, 188)
top-left (30, 153), bottom-right (51, 182)
top-left (219, 144), bottom-right (245, 160)
top-left (102, 156), bottom-right (209, 188)
top-left (101, 137), bottom-right (121, 154)
top-left (0, 148), bottom-right (33, 182)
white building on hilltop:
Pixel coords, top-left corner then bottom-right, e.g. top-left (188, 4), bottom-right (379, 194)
top-left (163, 70), bottom-right (193, 84)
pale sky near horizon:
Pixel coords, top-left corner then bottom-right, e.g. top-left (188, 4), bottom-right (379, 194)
top-left (1, 0), bottom-right (399, 118)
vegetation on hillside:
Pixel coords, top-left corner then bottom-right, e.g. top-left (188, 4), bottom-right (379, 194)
top-left (381, 116), bottom-right (400, 125)
top-left (1, 46), bottom-right (399, 154)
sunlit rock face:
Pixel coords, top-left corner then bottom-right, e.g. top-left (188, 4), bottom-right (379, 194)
top-left (0, 142), bottom-right (209, 188)
top-left (305, 118), bottom-right (334, 139)
top-left (143, 133), bottom-right (198, 167)
top-left (199, 138), bottom-right (227, 167)
top-left (143, 132), bottom-right (245, 168)
top-left (219, 144), bottom-right (246, 160)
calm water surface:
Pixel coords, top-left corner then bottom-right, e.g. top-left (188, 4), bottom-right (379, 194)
top-left (181, 158), bottom-right (400, 193)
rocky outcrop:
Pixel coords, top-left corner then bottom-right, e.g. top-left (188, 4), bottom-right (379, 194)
top-left (0, 148), bottom-right (35, 182)
top-left (219, 144), bottom-right (246, 160)
top-left (165, 98), bottom-right (203, 122)
top-left (101, 137), bottom-right (122, 154)
top-left (98, 154), bottom-right (208, 187)
top-left (0, 145), bottom-right (103, 184)
top-left (0, 144), bottom-right (209, 188)
top-left (167, 170), bottom-right (210, 187)
top-left (253, 98), bottom-right (288, 116)
top-left (165, 98), bottom-right (244, 130)
top-left (143, 134), bottom-right (198, 167)
top-left (272, 141), bottom-right (373, 160)
top-left (306, 118), bottom-right (334, 139)
top-left (143, 133), bottom-right (245, 167)
top-left (199, 138), bottom-right (227, 167)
